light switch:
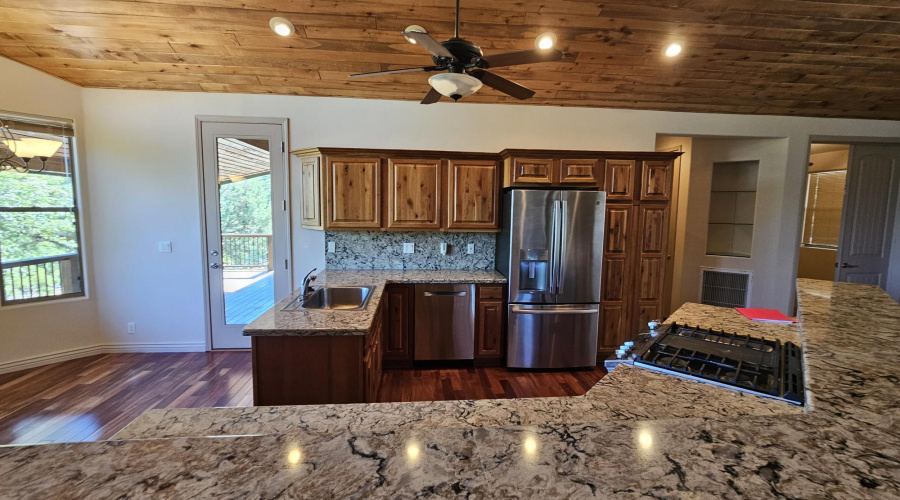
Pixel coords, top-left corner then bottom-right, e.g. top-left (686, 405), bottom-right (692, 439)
top-left (327, 241), bottom-right (336, 253)
top-left (403, 242), bottom-right (415, 254)
top-left (440, 242), bottom-right (449, 255)
top-left (467, 243), bottom-right (475, 255)
top-left (158, 241), bottom-right (172, 253)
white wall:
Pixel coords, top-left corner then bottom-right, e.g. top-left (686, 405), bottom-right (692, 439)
top-left (0, 59), bottom-right (101, 370)
top-left (654, 135), bottom-right (693, 314)
top-left (4, 57), bottom-right (900, 360)
top-left (677, 138), bottom-right (794, 312)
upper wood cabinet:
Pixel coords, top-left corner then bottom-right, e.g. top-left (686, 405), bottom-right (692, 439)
top-left (446, 160), bottom-right (500, 231)
top-left (325, 157), bottom-right (381, 229)
top-left (604, 159), bottom-right (636, 201)
top-left (640, 160), bottom-right (674, 201)
top-left (510, 158), bottom-right (554, 185)
top-left (559, 159), bottom-right (601, 185)
top-left (387, 159), bottom-right (441, 230)
top-left (299, 156), bottom-right (322, 230)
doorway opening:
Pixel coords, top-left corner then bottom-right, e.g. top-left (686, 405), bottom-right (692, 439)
top-left (797, 143), bottom-right (900, 301)
top-left (797, 144), bottom-right (849, 281)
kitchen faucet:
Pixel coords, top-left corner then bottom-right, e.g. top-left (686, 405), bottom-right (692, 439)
top-left (302, 268), bottom-right (318, 297)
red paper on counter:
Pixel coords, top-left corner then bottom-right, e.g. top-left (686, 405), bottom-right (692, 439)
top-left (735, 308), bottom-right (796, 323)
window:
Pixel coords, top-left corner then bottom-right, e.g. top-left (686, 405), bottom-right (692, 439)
top-left (802, 170), bottom-right (846, 248)
top-left (0, 113), bottom-right (84, 305)
top-left (706, 160), bottom-right (759, 258)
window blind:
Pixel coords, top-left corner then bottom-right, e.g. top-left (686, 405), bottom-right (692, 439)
top-left (802, 170), bottom-right (846, 247)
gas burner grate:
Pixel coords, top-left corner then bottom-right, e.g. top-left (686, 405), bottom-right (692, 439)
top-left (634, 323), bottom-right (804, 405)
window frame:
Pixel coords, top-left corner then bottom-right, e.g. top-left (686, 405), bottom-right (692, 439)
top-left (0, 115), bottom-right (86, 306)
top-left (801, 168), bottom-right (846, 250)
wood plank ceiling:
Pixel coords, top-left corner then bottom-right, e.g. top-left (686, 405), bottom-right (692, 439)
top-left (1, 0), bottom-right (899, 119)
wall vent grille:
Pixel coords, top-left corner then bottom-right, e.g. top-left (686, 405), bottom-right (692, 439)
top-left (700, 268), bottom-right (751, 308)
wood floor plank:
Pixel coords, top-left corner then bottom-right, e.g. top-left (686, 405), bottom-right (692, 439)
top-left (0, 353), bottom-right (606, 445)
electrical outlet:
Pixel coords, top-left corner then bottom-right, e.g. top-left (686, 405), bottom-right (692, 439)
top-left (127, 322), bottom-right (136, 334)
top-left (403, 242), bottom-right (415, 254)
top-left (467, 243), bottom-right (475, 255)
top-left (327, 241), bottom-right (336, 253)
top-left (439, 242), bottom-right (448, 255)
top-left (158, 241), bottom-right (172, 253)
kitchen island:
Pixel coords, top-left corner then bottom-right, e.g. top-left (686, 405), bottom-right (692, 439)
top-left (1, 279), bottom-right (898, 498)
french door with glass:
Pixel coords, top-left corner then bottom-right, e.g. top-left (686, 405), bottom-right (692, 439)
top-left (199, 119), bottom-right (290, 349)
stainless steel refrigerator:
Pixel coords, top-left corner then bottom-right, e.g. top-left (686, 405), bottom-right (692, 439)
top-left (496, 189), bottom-right (606, 368)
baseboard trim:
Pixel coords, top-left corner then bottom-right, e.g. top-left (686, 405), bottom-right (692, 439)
top-left (0, 342), bottom-right (208, 375)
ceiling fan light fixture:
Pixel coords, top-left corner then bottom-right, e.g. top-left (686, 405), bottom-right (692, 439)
top-left (269, 17), bottom-right (295, 37)
top-left (535, 32), bottom-right (557, 50)
top-left (428, 73), bottom-right (483, 101)
top-left (403, 25), bottom-right (427, 44)
top-left (663, 42), bottom-right (683, 57)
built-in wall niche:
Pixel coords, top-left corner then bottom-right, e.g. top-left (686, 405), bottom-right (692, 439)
top-left (706, 160), bottom-right (759, 257)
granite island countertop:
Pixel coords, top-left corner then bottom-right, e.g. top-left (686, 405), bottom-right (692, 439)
top-left (1, 279), bottom-right (898, 499)
top-left (243, 269), bottom-right (507, 336)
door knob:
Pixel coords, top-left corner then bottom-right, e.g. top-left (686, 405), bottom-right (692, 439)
top-left (210, 262), bottom-right (221, 269)
top-left (840, 262), bottom-right (858, 269)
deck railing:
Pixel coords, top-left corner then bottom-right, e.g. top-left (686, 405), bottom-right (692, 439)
top-left (1, 253), bottom-right (81, 302)
top-left (222, 234), bottom-right (273, 270)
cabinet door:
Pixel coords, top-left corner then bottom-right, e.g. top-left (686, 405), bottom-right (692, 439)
top-left (325, 157), bottom-right (381, 229)
top-left (559, 159), bottom-right (601, 186)
top-left (387, 158), bottom-right (441, 229)
top-left (510, 158), bottom-right (553, 185)
top-left (640, 160), bottom-right (673, 201)
top-left (299, 156), bottom-right (322, 229)
top-left (476, 285), bottom-right (505, 364)
top-left (604, 159), bottom-right (636, 201)
top-left (633, 204), bottom-right (669, 334)
top-left (598, 204), bottom-right (634, 352)
top-left (446, 159), bottom-right (500, 231)
top-left (382, 284), bottom-right (413, 365)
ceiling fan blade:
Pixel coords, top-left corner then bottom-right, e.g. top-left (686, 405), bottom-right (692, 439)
top-left (402, 31), bottom-right (457, 60)
top-left (421, 87), bottom-right (442, 104)
top-left (478, 48), bottom-right (563, 69)
top-left (349, 66), bottom-right (442, 78)
top-left (470, 70), bottom-right (535, 100)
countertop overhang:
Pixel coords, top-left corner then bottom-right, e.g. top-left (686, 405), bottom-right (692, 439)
top-left (2, 279), bottom-right (898, 498)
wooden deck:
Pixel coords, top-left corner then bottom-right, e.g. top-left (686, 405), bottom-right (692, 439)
top-left (224, 272), bottom-right (274, 325)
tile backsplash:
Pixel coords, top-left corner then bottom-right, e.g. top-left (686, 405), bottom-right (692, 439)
top-left (325, 231), bottom-right (496, 270)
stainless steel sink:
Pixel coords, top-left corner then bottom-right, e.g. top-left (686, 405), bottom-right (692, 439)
top-left (282, 286), bottom-right (375, 311)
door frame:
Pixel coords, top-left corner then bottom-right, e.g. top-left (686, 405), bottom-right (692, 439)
top-left (195, 116), bottom-right (291, 351)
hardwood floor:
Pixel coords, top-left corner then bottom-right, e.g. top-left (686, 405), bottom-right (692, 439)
top-left (377, 366), bottom-right (607, 402)
top-left (0, 352), bottom-right (606, 446)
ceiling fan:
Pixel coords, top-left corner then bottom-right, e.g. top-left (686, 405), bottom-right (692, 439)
top-left (349, 0), bottom-right (563, 104)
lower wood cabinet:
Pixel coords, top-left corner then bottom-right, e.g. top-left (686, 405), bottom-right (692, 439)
top-left (475, 285), bottom-right (506, 365)
top-left (252, 299), bottom-right (384, 405)
top-left (382, 284), bottom-right (413, 367)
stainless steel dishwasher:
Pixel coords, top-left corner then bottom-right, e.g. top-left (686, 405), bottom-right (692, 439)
top-left (414, 284), bottom-right (475, 361)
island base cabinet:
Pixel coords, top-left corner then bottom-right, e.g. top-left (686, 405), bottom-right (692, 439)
top-left (252, 302), bottom-right (384, 405)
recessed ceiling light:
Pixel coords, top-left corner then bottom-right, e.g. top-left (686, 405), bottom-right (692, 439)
top-left (663, 42), bottom-right (683, 57)
top-left (269, 17), bottom-right (295, 37)
top-left (404, 25), bottom-right (427, 44)
top-left (535, 32), bottom-right (557, 50)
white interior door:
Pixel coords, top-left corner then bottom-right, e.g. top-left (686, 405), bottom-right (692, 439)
top-left (200, 120), bottom-right (291, 349)
top-left (835, 144), bottom-right (900, 292)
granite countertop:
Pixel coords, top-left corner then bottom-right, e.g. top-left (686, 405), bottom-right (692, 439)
top-left (2, 279), bottom-right (898, 498)
top-left (243, 269), bottom-right (507, 337)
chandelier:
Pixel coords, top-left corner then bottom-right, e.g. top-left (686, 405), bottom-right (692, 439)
top-left (0, 117), bottom-right (64, 173)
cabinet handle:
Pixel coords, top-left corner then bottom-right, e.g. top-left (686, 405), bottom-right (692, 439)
top-left (423, 291), bottom-right (468, 297)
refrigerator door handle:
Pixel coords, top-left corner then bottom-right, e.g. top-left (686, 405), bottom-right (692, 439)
top-left (549, 200), bottom-right (560, 295)
top-left (511, 305), bottom-right (599, 315)
top-left (557, 199), bottom-right (568, 294)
